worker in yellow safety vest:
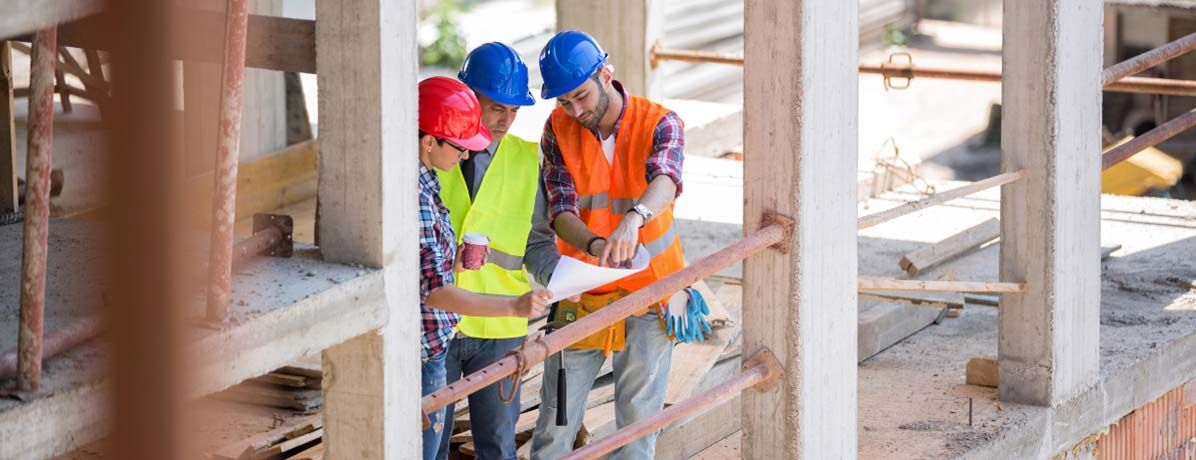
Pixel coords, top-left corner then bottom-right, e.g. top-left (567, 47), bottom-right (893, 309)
top-left (434, 42), bottom-right (563, 460)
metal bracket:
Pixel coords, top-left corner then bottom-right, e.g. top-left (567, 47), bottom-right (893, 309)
top-left (881, 52), bottom-right (913, 91)
top-left (762, 211), bottom-right (795, 255)
top-left (252, 213), bottom-right (294, 258)
top-left (743, 348), bottom-right (784, 392)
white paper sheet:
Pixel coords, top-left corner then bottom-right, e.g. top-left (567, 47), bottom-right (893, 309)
top-left (535, 246), bottom-right (651, 303)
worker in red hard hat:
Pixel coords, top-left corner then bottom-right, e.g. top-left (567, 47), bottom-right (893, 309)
top-left (416, 76), bottom-right (553, 460)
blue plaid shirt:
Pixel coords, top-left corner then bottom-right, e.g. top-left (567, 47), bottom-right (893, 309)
top-left (418, 163), bottom-right (459, 359)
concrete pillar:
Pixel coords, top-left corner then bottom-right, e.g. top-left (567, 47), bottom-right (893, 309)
top-left (741, 1), bottom-right (858, 458)
top-left (555, 0), bottom-right (662, 99)
top-left (315, 0), bottom-right (420, 458)
top-left (999, 0), bottom-right (1102, 407)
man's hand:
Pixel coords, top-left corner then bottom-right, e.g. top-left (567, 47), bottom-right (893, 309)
top-left (599, 212), bottom-right (643, 267)
top-left (510, 289), bottom-right (553, 318)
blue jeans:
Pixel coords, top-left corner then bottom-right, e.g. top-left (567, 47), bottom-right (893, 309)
top-left (422, 349), bottom-right (449, 460)
top-left (437, 335), bottom-right (526, 460)
top-left (531, 311), bottom-right (673, 460)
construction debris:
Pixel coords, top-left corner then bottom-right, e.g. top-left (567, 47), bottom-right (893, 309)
top-left (214, 367), bottom-right (323, 412)
top-left (211, 414), bottom-right (323, 460)
top-left (965, 356), bottom-right (999, 388)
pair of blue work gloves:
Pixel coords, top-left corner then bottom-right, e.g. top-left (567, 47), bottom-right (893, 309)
top-left (665, 287), bottom-right (713, 343)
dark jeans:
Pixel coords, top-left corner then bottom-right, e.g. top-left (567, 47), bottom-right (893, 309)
top-left (423, 349), bottom-right (449, 460)
top-left (436, 335), bottom-right (526, 460)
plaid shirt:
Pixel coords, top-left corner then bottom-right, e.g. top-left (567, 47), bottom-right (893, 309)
top-left (418, 163), bottom-right (459, 359)
top-left (541, 80), bottom-right (684, 220)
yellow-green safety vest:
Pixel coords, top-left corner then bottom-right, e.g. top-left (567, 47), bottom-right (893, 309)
top-left (438, 134), bottom-right (540, 339)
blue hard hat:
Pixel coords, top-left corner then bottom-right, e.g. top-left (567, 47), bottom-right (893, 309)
top-left (538, 30), bottom-right (608, 99)
top-left (458, 42), bottom-right (535, 106)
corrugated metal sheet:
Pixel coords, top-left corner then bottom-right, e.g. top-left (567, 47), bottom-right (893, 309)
top-left (1094, 383), bottom-right (1196, 459)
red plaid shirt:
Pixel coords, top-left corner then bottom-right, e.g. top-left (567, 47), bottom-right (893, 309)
top-left (541, 81), bottom-right (684, 220)
top-left (418, 163), bottom-right (458, 359)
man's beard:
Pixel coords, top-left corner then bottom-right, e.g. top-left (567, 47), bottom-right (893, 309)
top-left (580, 86), bottom-right (609, 130)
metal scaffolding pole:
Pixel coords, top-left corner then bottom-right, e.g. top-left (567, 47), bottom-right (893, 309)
top-left (650, 46), bottom-right (1196, 97)
top-left (1102, 108), bottom-right (1196, 170)
top-left (205, 0), bottom-right (251, 321)
top-left (17, 27), bottom-right (56, 392)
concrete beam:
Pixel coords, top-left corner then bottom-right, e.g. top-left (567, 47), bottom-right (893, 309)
top-left (0, 0), bottom-right (102, 39)
top-left (316, 0), bottom-right (420, 457)
top-left (741, 1), bottom-right (858, 458)
top-left (555, 0), bottom-right (663, 98)
top-left (999, 0), bottom-right (1102, 406)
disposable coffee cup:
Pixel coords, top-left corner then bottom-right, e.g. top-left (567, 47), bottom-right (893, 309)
top-left (461, 232), bottom-right (489, 270)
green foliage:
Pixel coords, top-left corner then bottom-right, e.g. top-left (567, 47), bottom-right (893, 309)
top-left (883, 23), bottom-right (909, 47)
top-left (422, 0), bottom-right (469, 69)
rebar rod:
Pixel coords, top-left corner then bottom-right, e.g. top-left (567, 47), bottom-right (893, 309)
top-left (421, 224), bottom-right (788, 417)
top-left (17, 27), bottom-right (57, 392)
top-left (1102, 32), bottom-right (1196, 87)
top-left (205, 0), bottom-right (251, 322)
top-left (563, 350), bottom-right (783, 460)
top-left (1102, 108), bottom-right (1196, 170)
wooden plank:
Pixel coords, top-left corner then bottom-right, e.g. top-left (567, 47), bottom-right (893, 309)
top-left (255, 427), bottom-right (323, 459)
top-left (0, 41), bottom-right (16, 213)
top-left (898, 218), bottom-right (1000, 276)
top-left (289, 443), bottom-right (324, 460)
top-left (663, 280), bottom-right (739, 405)
top-left (858, 277), bottom-right (1026, 293)
top-left (966, 356), bottom-right (999, 388)
top-left (252, 372), bottom-right (309, 388)
top-left (277, 365), bottom-right (323, 380)
top-left (858, 171), bottom-right (1027, 230)
top-left (211, 414), bottom-right (321, 460)
top-left (655, 353), bottom-right (743, 459)
top-left (858, 290), bottom-right (965, 309)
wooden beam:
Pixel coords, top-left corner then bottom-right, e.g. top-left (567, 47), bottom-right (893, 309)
top-left (858, 170), bottom-right (1026, 230)
top-left (0, 41), bottom-right (16, 213)
top-left (663, 280), bottom-right (737, 405)
top-left (858, 290), bottom-right (965, 309)
top-left (48, 11), bottom-right (316, 73)
top-left (899, 218), bottom-right (1000, 276)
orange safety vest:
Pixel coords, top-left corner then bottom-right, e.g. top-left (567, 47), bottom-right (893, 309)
top-left (549, 95), bottom-right (686, 301)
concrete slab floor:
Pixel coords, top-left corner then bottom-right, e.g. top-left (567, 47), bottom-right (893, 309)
top-left (686, 185), bottom-right (1196, 459)
top-left (0, 219), bottom-right (381, 458)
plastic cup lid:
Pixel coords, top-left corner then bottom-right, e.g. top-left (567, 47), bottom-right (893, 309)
top-left (463, 232), bottom-right (489, 245)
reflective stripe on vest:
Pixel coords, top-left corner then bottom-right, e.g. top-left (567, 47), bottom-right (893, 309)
top-left (437, 134), bottom-right (540, 339)
top-left (549, 95), bottom-right (686, 297)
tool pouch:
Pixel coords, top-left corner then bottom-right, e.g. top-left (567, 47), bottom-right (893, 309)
top-left (555, 291), bottom-right (627, 356)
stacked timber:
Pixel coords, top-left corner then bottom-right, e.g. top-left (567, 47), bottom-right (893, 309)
top-left (215, 366), bottom-right (324, 412)
top-left (210, 414), bottom-right (324, 460)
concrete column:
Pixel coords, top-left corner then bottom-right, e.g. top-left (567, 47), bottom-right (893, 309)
top-left (999, 0), bottom-right (1102, 407)
top-left (741, 1), bottom-right (858, 458)
top-left (555, 0), bottom-right (662, 99)
top-left (316, 0), bottom-right (420, 458)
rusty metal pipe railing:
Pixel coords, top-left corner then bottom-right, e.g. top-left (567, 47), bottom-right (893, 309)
top-left (563, 350), bottom-right (783, 460)
top-left (0, 316), bottom-right (101, 381)
top-left (232, 225), bottom-right (283, 267)
top-left (1102, 32), bottom-right (1196, 87)
top-left (1102, 108), bottom-right (1196, 170)
top-left (422, 220), bottom-right (791, 417)
top-left (205, 0), bottom-right (251, 322)
top-left (651, 45), bottom-right (1196, 97)
top-left (857, 170), bottom-right (1027, 230)
top-left (17, 27), bottom-right (57, 392)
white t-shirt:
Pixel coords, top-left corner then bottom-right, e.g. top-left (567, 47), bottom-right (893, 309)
top-left (600, 132), bottom-right (616, 164)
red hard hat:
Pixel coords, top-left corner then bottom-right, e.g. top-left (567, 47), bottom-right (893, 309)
top-left (419, 76), bottom-right (492, 151)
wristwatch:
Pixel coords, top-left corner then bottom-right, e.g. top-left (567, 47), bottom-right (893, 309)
top-left (628, 203), bottom-right (653, 227)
